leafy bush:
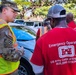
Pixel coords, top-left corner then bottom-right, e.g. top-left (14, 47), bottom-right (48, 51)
top-left (34, 3), bottom-right (76, 19)
top-left (34, 6), bottom-right (50, 17)
top-left (63, 3), bottom-right (76, 18)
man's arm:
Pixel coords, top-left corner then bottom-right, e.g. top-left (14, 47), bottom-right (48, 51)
top-left (35, 73), bottom-right (43, 75)
top-left (30, 62), bottom-right (44, 75)
top-left (0, 26), bottom-right (24, 62)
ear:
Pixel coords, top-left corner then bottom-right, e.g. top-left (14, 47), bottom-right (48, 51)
top-left (51, 18), bottom-right (54, 24)
top-left (51, 18), bottom-right (56, 28)
top-left (2, 7), bottom-right (7, 14)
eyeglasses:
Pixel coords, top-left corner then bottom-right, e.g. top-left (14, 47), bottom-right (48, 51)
top-left (5, 7), bottom-right (17, 14)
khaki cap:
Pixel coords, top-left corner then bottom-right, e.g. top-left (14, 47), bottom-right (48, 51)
top-left (2, 1), bottom-right (20, 12)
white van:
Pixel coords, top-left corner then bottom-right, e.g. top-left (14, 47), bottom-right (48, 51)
top-left (24, 21), bottom-right (43, 32)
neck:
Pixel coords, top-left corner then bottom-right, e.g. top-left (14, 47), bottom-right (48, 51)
top-left (0, 13), bottom-right (7, 23)
top-left (55, 20), bottom-right (68, 28)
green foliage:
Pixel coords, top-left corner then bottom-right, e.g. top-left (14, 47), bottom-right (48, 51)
top-left (34, 3), bottom-right (76, 19)
top-left (34, 6), bottom-right (50, 17)
top-left (63, 3), bottom-right (76, 18)
top-left (68, 0), bottom-right (76, 3)
top-left (14, 0), bottom-right (31, 10)
top-left (13, 0), bottom-right (76, 19)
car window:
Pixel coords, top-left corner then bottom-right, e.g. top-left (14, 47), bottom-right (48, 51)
top-left (10, 26), bottom-right (36, 40)
top-left (25, 22), bottom-right (34, 26)
top-left (39, 22), bottom-right (42, 26)
top-left (34, 24), bottom-right (38, 27)
top-left (11, 26), bottom-right (36, 36)
top-left (14, 20), bottom-right (25, 24)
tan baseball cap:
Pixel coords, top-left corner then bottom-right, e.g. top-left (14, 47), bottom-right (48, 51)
top-left (2, 1), bottom-right (20, 12)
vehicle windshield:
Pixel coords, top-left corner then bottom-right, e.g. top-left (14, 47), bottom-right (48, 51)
top-left (14, 20), bottom-right (25, 24)
top-left (10, 26), bottom-right (36, 41)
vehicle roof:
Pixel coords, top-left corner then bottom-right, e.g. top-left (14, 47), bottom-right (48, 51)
top-left (8, 22), bottom-right (25, 26)
top-left (25, 21), bottom-right (43, 22)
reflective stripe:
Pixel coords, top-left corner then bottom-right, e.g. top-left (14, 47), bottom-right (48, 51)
top-left (7, 25), bottom-right (16, 43)
top-left (0, 23), bottom-right (16, 43)
top-left (0, 23), bottom-right (17, 45)
top-left (0, 24), bottom-right (8, 28)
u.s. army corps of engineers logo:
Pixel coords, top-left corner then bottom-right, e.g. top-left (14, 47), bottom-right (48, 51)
top-left (58, 45), bottom-right (75, 58)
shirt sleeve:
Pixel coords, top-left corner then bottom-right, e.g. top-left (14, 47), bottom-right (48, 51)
top-left (30, 62), bottom-right (44, 74)
top-left (36, 28), bottom-right (40, 41)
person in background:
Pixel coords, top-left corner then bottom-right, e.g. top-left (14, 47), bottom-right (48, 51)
top-left (30, 4), bottom-right (76, 75)
top-left (0, 1), bottom-right (24, 75)
top-left (66, 12), bottom-right (76, 29)
top-left (36, 20), bottom-right (51, 41)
